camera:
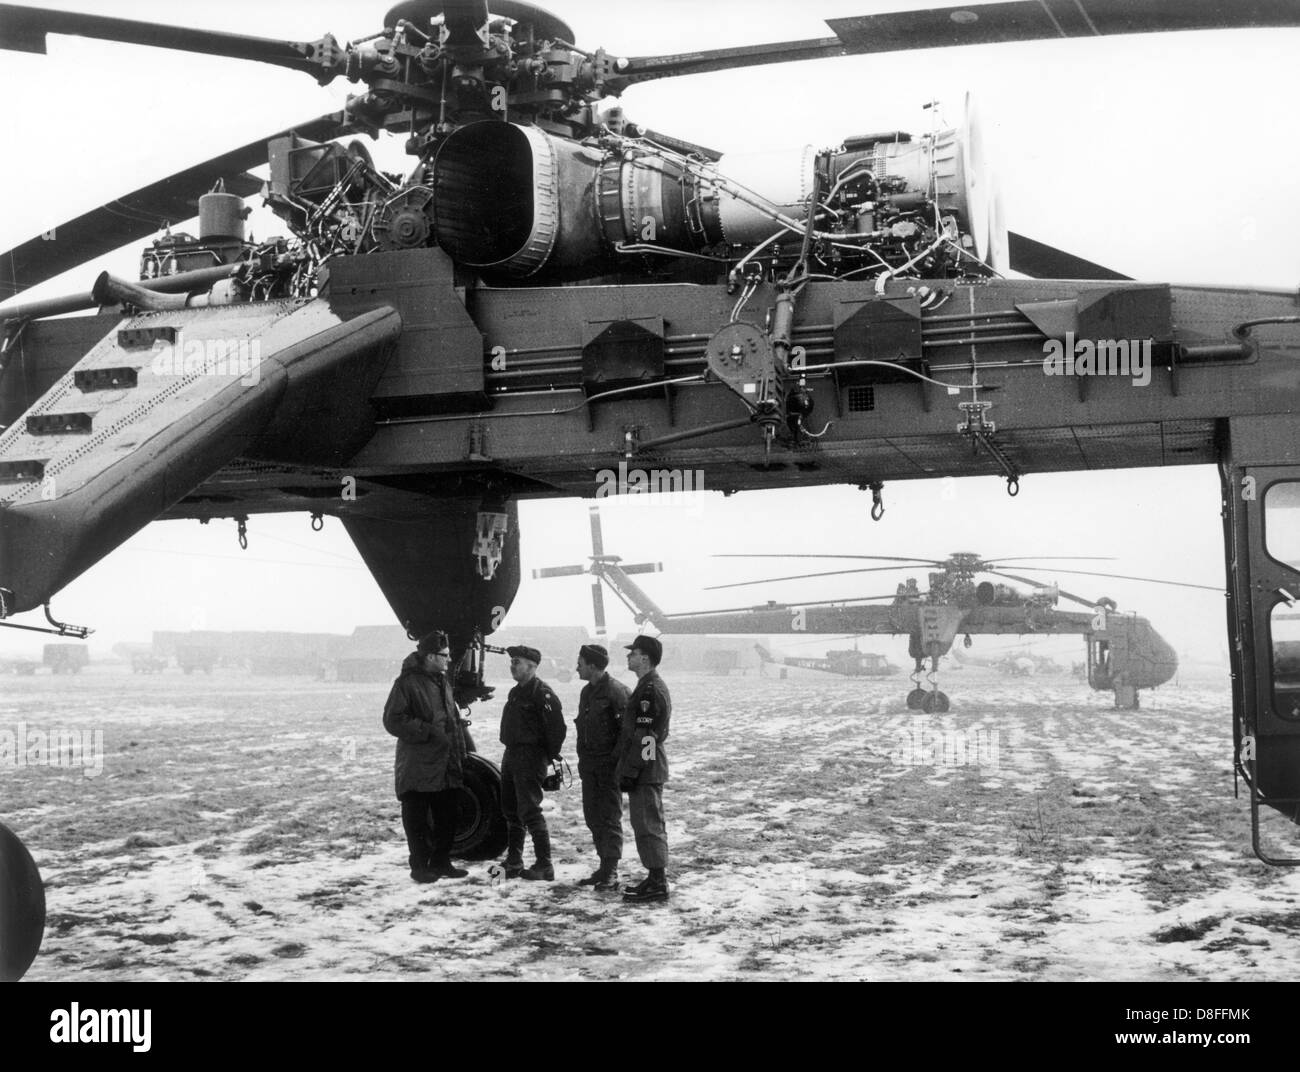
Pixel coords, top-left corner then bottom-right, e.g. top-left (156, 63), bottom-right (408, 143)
top-left (542, 759), bottom-right (568, 792)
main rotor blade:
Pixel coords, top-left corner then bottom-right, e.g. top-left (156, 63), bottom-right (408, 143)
top-left (714, 554), bottom-right (942, 565)
top-left (669, 592), bottom-right (898, 618)
top-left (591, 581), bottom-right (607, 637)
top-left (610, 36), bottom-right (850, 89)
top-left (532, 565), bottom-right (587, 579)
top-left (705, 563), bottom-right (929, 592)
top-left (1007, 232), bottom-right (1131, 281)
top-left (984, 556), bottom-right (1116, 564)
top-left (1000, 565), bottom-right (1223, 593)
top-left (0, 5), bottom-right (344, 79)
top-left (0, 112), bottom-right (349, 298)
top-left (588, 506), bottom-right (605, 558)
top-left (609, 1), bottom-right (1300, 89)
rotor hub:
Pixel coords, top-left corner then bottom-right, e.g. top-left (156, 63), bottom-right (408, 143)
top-left (384, 1), bottom-right (575, 45)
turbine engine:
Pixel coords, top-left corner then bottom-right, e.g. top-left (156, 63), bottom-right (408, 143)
top-left (428, 117), bottom-right (992, 282)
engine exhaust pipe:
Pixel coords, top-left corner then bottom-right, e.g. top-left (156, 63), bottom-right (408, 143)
top-left (0, 263), bottom-right (238, 324)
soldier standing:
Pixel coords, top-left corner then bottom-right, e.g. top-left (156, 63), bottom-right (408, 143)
top-left (499, 645), bottom-right (566, 881)
top-left (382, 630), bottom-right (469, 883)
top-left (617, 635), bottom-right (672, 903)
top-left (574, 643), bottom-right (631, 891)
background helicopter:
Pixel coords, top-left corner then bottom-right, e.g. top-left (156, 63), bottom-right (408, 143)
top-left (0, 0), bottom-right (1298, 904)
top-left (534, 512), bottom-right (1198, 711)
top-left (754, 639), bottom-right (899, 679)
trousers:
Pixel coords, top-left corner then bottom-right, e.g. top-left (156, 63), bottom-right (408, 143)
top-left (627, 783), bottom-right (668, 870)
top-left (400, 788), bottom-right (459, 869)
top-left (501, 744), bottom-right (549, 861)
top-left (580, 758), bottom-right (623, 861)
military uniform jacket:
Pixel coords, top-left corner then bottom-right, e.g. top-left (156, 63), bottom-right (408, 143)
top-left (499, 676), bottom-right (567, 758)
top-left (382, 654), bottom-right (467, 799)
top-left (576, 671), bottom-right (631, 771)
top-left (615, 670), bottom-right (671, 786)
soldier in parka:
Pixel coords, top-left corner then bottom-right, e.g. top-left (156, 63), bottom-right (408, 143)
top-left (574, 643), bottom-right (631, 891)
top-left (499, 645), bottom-right (567, 881)
top-left (617, 634), bottom-right (672, 903)
top-left (382, 630), bottom-right (469, 883)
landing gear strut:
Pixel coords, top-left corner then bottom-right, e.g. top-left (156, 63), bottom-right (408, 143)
top-left (906, 656), bottom-right (949, 712)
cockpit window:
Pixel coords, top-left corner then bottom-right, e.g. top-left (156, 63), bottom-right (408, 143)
top-left (1265, 481), bottom-right (1300, 571)
top-left (1271, 606), bottom-right (1300, 720)
top-left (1265, 483), bottom-right (1300, 718)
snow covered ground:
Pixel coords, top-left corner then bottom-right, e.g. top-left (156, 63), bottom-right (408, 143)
top-left (5, 664), bottom-right (1299, 981)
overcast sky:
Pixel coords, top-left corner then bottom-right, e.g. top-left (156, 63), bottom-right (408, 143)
top-left (2, 0), bottom-right (1297, 661)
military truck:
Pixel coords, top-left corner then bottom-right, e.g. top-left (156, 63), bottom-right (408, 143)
top-left (132, 653), bottom-right (169, 674)
top-left (43, 644), bottom-right (88, 675)
top-left (175, 644), bottom-right (216, 675)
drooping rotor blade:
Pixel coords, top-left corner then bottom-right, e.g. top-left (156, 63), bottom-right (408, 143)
top-left (0, 112), bottom-right (349, 298)
top-left (1006, 232), bottom-right (1131, 281)
top-left (705, 563), bottom-right (932, 592)
top-left (996, 564), bottom-right (1223, 593)
top-left (714, 554), bottom-right (942, 565)
top-left (608, 0), bottom-right (1300, 89)
top-left (672, 593), bottom-right (898, 619)
top-left (608, 36), bottom-right (851, 89)
top-left (588, 506), bottom-right (605, 558)
top-left (591, 581), bottom-right (607, 637)
top-left (531, 565), bottom-right (587, 579)
top-left (0, 5), bottom-right (348, 81)
top-left (985, 556), bottom-right (1116, 564)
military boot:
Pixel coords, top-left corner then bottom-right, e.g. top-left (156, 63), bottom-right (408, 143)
top-left (622, 867), bottom-right (669, 903)
top-left (429, 857), bottom-right (469, 880)
top-left (578, 856), bottom-right (618, 887)
top-left (520, 830), bottom-right (554, 881)
top-left (503, 828), bottom-right (526, 879)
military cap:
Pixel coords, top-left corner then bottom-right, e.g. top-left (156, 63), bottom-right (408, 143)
top-left (625, 634), bottom-right (663, 664)
top-left (579, 643), bottom-right (609, 669)
top-left (507, 644), bottom-right (542, 665)
top-left (416, 630), bottom-right (450, 656)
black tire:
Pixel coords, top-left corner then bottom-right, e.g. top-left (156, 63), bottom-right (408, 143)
top-left (906, 688), bottom-right (927, 710)
top-left (449, 753), bottom-right (508, 861)
top-left (922, 690), bottom-right (951, 714)
top-left (0, 822), bottom-right (44, 982)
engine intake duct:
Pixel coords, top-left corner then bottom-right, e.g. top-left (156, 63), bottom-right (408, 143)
top-left (432, 122), bottom-right (711, 279)
top-left (435, 123), bottom-right (589, 278)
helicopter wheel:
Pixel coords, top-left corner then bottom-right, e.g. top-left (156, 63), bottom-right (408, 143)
top-left (906, 688), bottom-right (927, 710)
top-left (447, 753), bottom-right (508, 861)
top-left (0, 822), bottom-right (44, 982)
top-left (922, 691), bottom-right (950, 714)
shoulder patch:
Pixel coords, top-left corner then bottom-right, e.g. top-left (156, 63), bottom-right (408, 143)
top-left (640, 700), bottom-right (650, 712)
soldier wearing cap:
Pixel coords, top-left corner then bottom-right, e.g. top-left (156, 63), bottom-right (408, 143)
top-left (382, 630), bottom-right (469, 883)
top-left (574, 643), bottom-right (631, 891)
top-left (499, 644), bottom-right (567, 880)
top-left (617, 634), bottom-right (672, 903)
